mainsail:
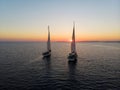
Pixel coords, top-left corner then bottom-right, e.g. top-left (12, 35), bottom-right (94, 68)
top-left (71, 23), bottom-right (76, 53)
top-left (47, 26), bottom-right (51, 51)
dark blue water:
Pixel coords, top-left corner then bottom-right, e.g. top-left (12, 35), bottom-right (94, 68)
top-left (0, 42), bottom-right (120, 90)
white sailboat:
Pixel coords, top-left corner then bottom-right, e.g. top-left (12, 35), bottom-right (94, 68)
top-left (42, 26), bottom-right (51, 57)
top-left (68, 23), bottom-right (77, 61)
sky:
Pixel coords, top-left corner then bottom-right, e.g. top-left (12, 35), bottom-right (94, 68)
top-left (0, 0), bottom-right (120, 41)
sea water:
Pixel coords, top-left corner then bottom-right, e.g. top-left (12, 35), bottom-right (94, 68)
top-left (0, 42), bottom-right (120, 90)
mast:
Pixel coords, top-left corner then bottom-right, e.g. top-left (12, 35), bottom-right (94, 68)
top-left (47, 26), bottom-right (51, 51)
top-left (71, 22), bottom-right (76, 53)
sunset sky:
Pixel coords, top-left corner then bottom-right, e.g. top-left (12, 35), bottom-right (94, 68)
top-left (0, 0), bottom-right (120, 41)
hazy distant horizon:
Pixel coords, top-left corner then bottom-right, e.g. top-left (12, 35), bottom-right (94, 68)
top-left (0, 40), bottom-right (120, 43)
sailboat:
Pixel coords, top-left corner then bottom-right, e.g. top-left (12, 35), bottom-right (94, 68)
top-left (42, 26), bottom-right (51, 57)
top-left (68, 23), bottom-right (77, 62)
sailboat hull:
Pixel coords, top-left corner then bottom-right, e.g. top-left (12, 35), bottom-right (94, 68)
top-left (68, 58), bottom-right (77, 62)
top-left (42, 51), bottom-right (51, 57)
top-left (68, 52), bottom-right (77, 62)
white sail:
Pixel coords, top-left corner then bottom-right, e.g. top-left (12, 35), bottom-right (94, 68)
top-left (71, 23), bottom-right (76, 53)
top-left (47, 26), bottom-right (51, 51)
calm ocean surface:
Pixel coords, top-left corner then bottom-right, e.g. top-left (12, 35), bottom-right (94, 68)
top-left (0, 42), bottom-right (120, 90)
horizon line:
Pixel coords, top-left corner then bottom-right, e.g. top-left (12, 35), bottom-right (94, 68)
top-left (0, 40), bottom-right (120, 43)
